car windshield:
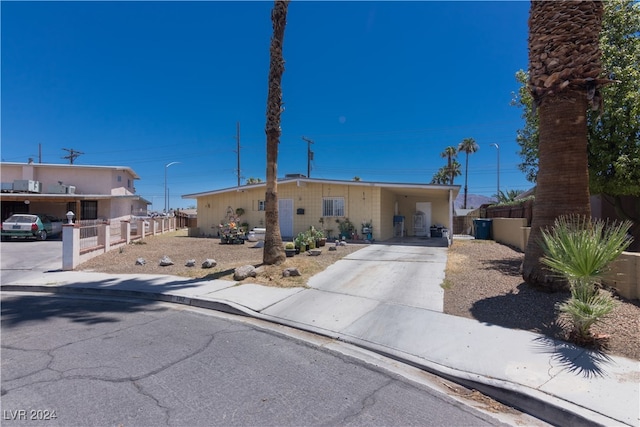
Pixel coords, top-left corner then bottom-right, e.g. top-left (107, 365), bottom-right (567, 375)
top-left (6, 215), bottom-right (37, 223)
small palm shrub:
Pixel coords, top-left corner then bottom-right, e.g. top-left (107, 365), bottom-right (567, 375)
top-left (540, 215), bottom-right (632, 343)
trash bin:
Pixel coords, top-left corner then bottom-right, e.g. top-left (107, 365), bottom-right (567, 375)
top-left (473, 219), bottom-right (492, 240)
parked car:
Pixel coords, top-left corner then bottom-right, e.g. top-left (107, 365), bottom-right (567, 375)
top-left (1, 214), bottom-right (61, 241)
top-left (37, 214), bottom-right (63, 236)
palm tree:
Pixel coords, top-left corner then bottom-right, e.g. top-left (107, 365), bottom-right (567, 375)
top-left (496, 189), bottom-right (524, 203)
top-left (457, 138), bottom-right (479, 209)
top-left (522, 1), bottom-right (605, 289)
top-left (263, 0), bottom-right (289, 265)
top-left (431, 168), bottom-right (449, 185)
top-left (445, 160), bottom-right (462, 185)
top-left (440, 146), bottom-right (458, 184)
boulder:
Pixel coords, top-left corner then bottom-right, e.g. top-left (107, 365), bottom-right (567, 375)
top-left (159, 256), bottom-right (174, 266)
top-left (135, 258), bottom-right (146, 265)
top-left (201, 259), bottom-right (217, 269)
top-left (328, 246), bottom-right (337, 251)
top-left (234, 265), bottom-right (257, 281)
top-left (185, 259), bottom-right (196, 267)
top-left (282, 267), bottom-right (301, 277)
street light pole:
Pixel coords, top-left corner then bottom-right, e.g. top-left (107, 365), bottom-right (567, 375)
top-left (164, 162), bottom-right (181, 213)
top-left (490, 144), bottom-right (500, 200)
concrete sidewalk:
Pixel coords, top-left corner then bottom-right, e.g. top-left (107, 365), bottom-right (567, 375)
top-left (1, 243), bottom-right (638, 427)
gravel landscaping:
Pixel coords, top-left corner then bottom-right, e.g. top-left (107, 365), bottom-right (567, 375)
top-left (444, 239), bottom-right (640, 362)
top-left (78, 230), bottom-right (639, 361)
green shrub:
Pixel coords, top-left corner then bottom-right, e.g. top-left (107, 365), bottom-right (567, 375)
top-left (540, 215), bottom-right (632, 342)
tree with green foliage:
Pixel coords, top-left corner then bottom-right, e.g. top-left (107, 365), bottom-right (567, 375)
top-left (513, 0), bottom-right (640, 250)
top-left (245, 177), bottom-right (263, 184)
top-left (495, 189), bottom-right (524, 204)
top-left (457, 138), bottom-right (479, 209)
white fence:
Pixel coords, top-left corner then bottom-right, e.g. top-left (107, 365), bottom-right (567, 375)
top-left (63, 217), bottom-right (177, 270)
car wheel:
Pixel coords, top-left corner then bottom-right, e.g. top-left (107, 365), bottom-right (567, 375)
top-left (39, 230), bottom-right (48, 241)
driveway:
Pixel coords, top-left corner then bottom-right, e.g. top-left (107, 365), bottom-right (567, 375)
top-left (308, 240), bottom-right (448, 312)
top-left (0, 239), bottom-right (62, 284)
top-left (260, 238), bottom-right (449, 335)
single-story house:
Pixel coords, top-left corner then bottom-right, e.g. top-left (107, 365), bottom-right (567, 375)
top-left (183, 176), bottom-right (460, 242)
top-left (1, 161), bottom-right (150, 222)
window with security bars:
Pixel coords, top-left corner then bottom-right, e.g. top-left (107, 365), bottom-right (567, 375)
top-left (81, 201), bottom-right (98, 220)
top-left (322, 197), bottom-right (344, 217)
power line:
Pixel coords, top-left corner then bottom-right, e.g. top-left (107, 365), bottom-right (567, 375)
top-left (62, 148), bottom-right (84, 164)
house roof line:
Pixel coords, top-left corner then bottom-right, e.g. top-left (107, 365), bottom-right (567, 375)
top-left (183, 177), bottom-right (460, 199)
top-left (0, 162), bottom-right (141, 180)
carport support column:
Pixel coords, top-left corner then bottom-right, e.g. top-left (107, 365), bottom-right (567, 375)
top-left (62, 224), bottom-right (80, 270)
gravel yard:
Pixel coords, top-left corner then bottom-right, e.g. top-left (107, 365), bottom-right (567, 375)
top-left (444, 239), bottom-right (640, 362)
top-left (78, 230), bottom-right (639, 361)
top-left (78, 229), bottom-right (367, 288)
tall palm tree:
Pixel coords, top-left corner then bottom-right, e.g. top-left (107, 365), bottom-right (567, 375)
top-left (440, 146), bottom-right (458, 185)
top-left (522, 1), bottom-right (605, 289)
top-left (263, 0), bottom-right (289, 265)
top-left (457, 138), bottom-right (479, 209)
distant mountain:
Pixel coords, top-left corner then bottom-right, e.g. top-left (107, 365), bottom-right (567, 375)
top-left (454, 193), bottom-right (495, 210)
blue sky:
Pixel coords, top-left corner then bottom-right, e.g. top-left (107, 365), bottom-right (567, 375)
top-left (2, 1), bottom-right (532, 211)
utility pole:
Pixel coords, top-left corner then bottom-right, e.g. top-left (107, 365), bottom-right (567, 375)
top-left (302, 136), bottom-right (314, 178)
top-left (62, 148), bottom-right (84, 164)
top-left (235, 122), bottom-right (241, 187)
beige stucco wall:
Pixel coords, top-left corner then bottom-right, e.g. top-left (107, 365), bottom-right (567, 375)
top-left (195, 182), bottom-right (385, 240)
top-left (194, 181), bottom-right (454, 242)
top-left (492, 218), bottom-right (529, 250)
top-left (602, 252), bottom-right (639, 300)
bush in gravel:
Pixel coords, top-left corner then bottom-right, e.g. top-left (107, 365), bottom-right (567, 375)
top-left (540, 215), bottom-right (632, 343)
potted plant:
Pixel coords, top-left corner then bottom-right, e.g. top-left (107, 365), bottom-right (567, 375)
top-left (294, 232), bottom-right (307, 253)
top-left (284, 242), bottom-right (296, 257)
top-left (309, 226), bottom-right (325, 247)
top-left (338, 218), bottom-right (354, 240)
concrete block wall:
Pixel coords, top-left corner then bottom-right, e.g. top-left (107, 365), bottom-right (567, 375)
top-left (602, 252), bottom-right (639, 300)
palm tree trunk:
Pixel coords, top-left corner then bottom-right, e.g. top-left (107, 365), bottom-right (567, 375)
top-left (263, 0), bottom-right (289, 265)
top-left (522, 0), bottom-right (603, 289)
top-left (522, 91), bottom-right (591, 288)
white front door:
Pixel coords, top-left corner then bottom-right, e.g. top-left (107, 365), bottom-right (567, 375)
top-left (415, 202), bottom-right (432, 237)
top-left (279, 199), bottom-right (294, 238)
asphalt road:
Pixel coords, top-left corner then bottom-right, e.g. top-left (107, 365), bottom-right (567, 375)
top-left (1, 294), bottom-right (512, 427)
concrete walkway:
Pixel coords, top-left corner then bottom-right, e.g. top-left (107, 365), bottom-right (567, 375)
top-left (1, 240), bottom-right (638, 427)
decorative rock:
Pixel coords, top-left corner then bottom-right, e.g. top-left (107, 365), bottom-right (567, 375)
top-left (135, 258), bottom-right (146, 265)
top-left (307, 249), bottom-right (321, 256)
top-left (185, 259), bottom-right (196, 267)
top-left (234, 265), bottom-right (257, 281)
top-left (328, 246), bottom-right (337, 251)
top-left (201, 259), bottom-right (217, 269)
top-left (338, 241), bottom-right (347, 246)
top-left (159, 256), bottom-right (174, 266)
top-left (282, 267), bottom-right (301, 277)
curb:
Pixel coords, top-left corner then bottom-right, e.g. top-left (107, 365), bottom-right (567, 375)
top-left (0, 285), bottom-right (627, 427)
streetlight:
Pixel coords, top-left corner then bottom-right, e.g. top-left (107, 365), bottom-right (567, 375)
top-left (490, 143), bottom-right (500, 200)
top-left (164, 162), bottom-right (181, 213)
